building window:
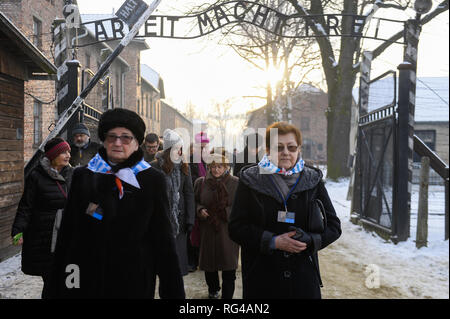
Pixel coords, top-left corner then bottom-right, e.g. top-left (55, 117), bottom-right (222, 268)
top-left (414, 130), bottom-right (436, 162)
top-left (33, 101), bottom-right (42, 146)
top-left (32, 17), bottom-right (42, 49)
top-left (317, 143), bottom-right (323, 151)
top-left (300, 117), bottom-right (310, 131)
top-left (137, 58), bottom-right (141, 85)
top-left (85, 53), bottom-right (91, 69)
top-left (157, 100), bottom-right (160, 122)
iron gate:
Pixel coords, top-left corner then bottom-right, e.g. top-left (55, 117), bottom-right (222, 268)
top-left (354, 70), bottom-right (397, 237)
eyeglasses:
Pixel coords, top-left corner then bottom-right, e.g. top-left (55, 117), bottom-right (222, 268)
top-left (277, 144), bottom-right (299, 153)
top-left (105, 134), bottom-right (134, 145)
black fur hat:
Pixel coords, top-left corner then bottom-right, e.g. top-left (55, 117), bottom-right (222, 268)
top-left (98, 108), bottom-right (146, 145)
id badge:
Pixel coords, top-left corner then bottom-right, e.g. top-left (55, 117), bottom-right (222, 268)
top-left (85, 202), bottom-right (103, 220)
top-left (277, 210), bottom-right (295, 224)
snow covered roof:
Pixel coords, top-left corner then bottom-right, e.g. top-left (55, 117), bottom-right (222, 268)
top-left (141, 64), bottom-right (160, 91)
top-left (353, 76), bottom-right (449, 122)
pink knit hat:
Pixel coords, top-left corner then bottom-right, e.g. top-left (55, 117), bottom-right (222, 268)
top-left (195, 131), bottom-right (210, 144)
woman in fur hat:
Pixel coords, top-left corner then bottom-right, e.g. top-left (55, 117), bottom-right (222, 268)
top-left (194, 153), bottom-right (239, 299)
top-left (151, 129), bottom-right (195, 277)
top-left (48, 109), bottom-right (185, 299)
top-left (11, 137), bottom-right (74, 299)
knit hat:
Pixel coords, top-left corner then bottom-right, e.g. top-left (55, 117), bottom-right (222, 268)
top-left (163, 129), bottom-right (183, 151)
top-left (71, 122), bottom-right (90, 137)
top-left (44, 137), bottom-right (71, 161)
top-left (195, 131), bottom-right (210, 144)
top-left (98, 108), bottom-right (146, 145)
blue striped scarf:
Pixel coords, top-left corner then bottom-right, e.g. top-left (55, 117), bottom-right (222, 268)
top-left (258, 154), bottom-right (305, 176)
top-left (87, 153), bottom-right (151, 198)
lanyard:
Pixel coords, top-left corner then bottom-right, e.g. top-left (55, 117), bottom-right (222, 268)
top-left (269, 174), bottom-right (301, 212)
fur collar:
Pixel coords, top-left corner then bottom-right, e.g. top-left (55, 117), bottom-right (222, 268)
top-left (39, 157), bottom-right (69, 182)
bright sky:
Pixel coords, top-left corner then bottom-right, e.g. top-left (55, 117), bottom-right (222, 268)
top-left (75, 0), bottom-right (449, 128)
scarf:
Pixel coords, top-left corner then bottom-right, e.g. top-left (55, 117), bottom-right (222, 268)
top-left (258, 154), bottom-right (305, 176)
top-left (87, 147), bottom-right (150, 199)
top-left (204, 171), bottom-right (230, 231)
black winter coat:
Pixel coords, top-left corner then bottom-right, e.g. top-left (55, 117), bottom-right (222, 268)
top-left (69, 140), bottom-right (100, 167)
top-left (48, 149), bottom-right (185, 298)
top-left (11, 158), bottom-right (73, 276)
top-left (228, 165), bottom-right (341, 299)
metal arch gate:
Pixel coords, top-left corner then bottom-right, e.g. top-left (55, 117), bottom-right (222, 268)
top-left (353, 70), bottom-right (397, 239)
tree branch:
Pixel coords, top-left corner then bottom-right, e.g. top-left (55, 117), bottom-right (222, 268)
top-left (372, 0), bottom-right (449, 59)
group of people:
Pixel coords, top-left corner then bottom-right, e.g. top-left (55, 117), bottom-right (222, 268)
top-left (11, 108), bottom-right (341, 299)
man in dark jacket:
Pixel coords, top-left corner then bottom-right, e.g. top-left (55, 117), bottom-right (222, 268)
top-left (142, 132), bottom-right (160, 162)
top-left (69, 122), bottom-right (100, 167)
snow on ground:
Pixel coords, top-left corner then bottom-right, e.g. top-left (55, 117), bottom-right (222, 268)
top-left (0, 178), bottom-right (448, 299)
top-left (324, 178), bottom-right (449, 299)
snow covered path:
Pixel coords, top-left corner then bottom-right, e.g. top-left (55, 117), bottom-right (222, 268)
top-left (1, 179), bottom-right (448, 299)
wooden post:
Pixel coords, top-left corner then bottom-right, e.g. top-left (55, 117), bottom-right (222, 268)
top-left (416, 156), bottom-right (429, 248)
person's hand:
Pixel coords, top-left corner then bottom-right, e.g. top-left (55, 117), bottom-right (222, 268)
top-left (275, 231), bottom-right (307, 253)
top-left (198, 208), bottom-right (209, 220)
top-left (12, 236), bottom-right (23, 246)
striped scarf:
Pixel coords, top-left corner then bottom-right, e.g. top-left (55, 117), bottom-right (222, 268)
top-left (258, 154), bottom-right (305, 176)
top-left (87, 152), bottom-right (151, 199)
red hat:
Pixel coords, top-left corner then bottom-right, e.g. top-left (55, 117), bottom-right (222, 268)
top-left (45, 139), bottom-right (71, 161)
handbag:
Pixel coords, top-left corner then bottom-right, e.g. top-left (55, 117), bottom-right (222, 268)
top-left (308, 187), bottom-right (327, 233)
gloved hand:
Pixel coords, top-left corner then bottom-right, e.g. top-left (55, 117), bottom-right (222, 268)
top-left (288, 226), bottom-right (312, 246)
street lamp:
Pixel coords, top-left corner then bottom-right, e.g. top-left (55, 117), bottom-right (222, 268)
top-left (414, 0), bottom-right (433, 21)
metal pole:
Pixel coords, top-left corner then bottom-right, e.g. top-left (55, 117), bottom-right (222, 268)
top-left (416, 156), bottom-right (429, 248)
top-left (393, 20), bottom-right (421, 242)
top-left (395, 62), bottom-right (414, 243)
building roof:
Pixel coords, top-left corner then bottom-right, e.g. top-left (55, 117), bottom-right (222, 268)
top-left (161, 99), bottom-right (192, 125)
top-left (80, 14), bottom-right (149, 50)
top-left (141, 64), bottom-right (160, 92)
top-left (353, 76), bottom-right (449, 122)
top-left (0, 12), bottom-right (56, 75)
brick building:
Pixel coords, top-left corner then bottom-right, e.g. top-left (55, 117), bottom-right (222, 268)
top-left (0, 0), bottom-right (65, 162)
top-left (75, 13), bottom-right (150, 142)
top-left (140, 63), bottom-right (163, 135)
top-left (0, 11), bottom-right (56, 260)
top-left (246, 84), bottom-right (328, 164)
top-left (160, 99), bottom-right (193, 142)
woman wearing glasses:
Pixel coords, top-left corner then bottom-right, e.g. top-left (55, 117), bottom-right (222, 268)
top-left (194, 153), bottom-right (239, 299)
top-left (228, 121), bottom-right (342, 299)
top-left (151, 129), bottom-right (195, 277)
top-left (48, 109), bottom-right (185, 298)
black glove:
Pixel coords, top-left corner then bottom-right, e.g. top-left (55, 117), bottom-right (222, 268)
top-left (288, 226), bottom-right (312, 246)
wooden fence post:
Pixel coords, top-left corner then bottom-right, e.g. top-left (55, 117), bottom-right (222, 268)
top-left (416, 156), bottom-right (429, 248)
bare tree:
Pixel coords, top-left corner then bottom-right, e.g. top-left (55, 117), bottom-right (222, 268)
top-left (208, 98), bottom-right (234, 146)
top-left (284, 0), bottom-right (448, 179)
top-left (183, 100), bottom-right (199, 120)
